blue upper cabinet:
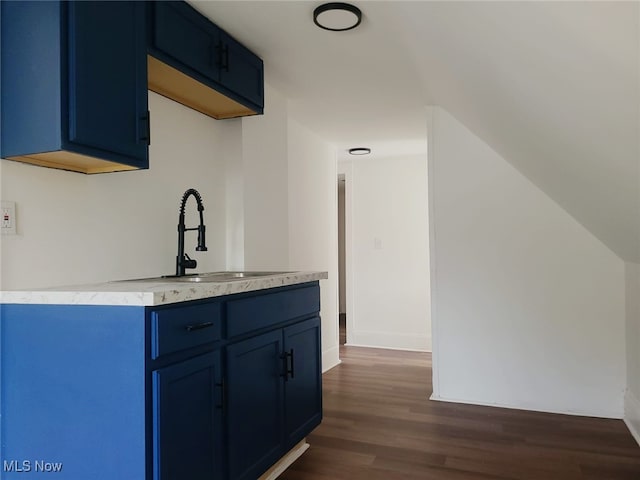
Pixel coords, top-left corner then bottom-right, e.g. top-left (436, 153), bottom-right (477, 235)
top-left (67, 2), bottom-right (149, 165)
top-left (148, 1), bottom-right (264, 120)
top-left (218, 31), bottom-right (264, 109)
top-left (152, 1), bottom-right (218, 81)
top-left (1, 1), bottom-right (149, 174)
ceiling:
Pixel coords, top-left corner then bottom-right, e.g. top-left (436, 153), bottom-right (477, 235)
top-left (192, 1), bottom-right (639, 263)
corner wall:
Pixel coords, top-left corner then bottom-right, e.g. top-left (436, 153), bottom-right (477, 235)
top-left (287, 118), bottom-right (340, 372)
top-left (428, 106), bottom-right (626, 417)
top-left (237, 87), bottom-right (339, 372)
top-left (625, 262), bottom-right (640, 442)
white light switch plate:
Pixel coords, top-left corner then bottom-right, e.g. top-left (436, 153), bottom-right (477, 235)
top-left (1, 201), bottom-right (16, 235)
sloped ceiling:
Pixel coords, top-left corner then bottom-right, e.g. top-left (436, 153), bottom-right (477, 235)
top-left (193, 1), bottom-right (640, 263)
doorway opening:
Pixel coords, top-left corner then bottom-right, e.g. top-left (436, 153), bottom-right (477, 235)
top-left (338, 173), bottom-right (347, 345)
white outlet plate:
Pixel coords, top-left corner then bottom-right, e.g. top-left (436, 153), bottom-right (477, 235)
top-left (1, 201), bottom-right (16, 235)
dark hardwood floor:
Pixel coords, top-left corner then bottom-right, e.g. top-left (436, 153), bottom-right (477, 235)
top-left (280, 346), bottom-right (640, 480)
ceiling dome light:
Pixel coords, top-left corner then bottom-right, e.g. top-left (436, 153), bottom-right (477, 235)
top-left (348, 147), bottom-right (371, 155)
top-left (314, 3), bottom-right (362, 32)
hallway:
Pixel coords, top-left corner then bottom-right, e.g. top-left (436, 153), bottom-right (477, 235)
top-left (280, 346), bottom-right (640, 480)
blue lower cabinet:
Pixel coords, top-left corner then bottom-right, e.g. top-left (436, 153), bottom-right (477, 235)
top-left (284, 317), bottom-right (323, 448)
top-left (226, 331), bottom-right (285, 480)
top-left (225, 316), bottom-right (323, 480)
top-left (152, 352), bottom-right (223, 480)
top-left (0, 304), bottom-right (147, 480)
top-left (0, 283), bottom-right (322, 480)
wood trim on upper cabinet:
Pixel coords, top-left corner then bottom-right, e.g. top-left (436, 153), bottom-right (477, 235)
top-left (147, 56), bottom-right (257, 120)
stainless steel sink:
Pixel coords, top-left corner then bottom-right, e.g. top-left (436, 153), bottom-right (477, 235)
top-left (121, 271), bottom-right (291, 283)
top-left (162, 271), bottom-right (290, 282)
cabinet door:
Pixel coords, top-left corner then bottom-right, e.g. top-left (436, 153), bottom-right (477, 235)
top-left (218, 31), bottom-right (264, 108)
top-left (66, 1), bottom-right (148, 165)
top-left (283, 317), bottom-right (323, 447)
top-left (152, 352), bottom-right (222, 480)
top-left (226, 330), bottom-right (284, 480)
top-left (152, 1), bottom-right (219, 81)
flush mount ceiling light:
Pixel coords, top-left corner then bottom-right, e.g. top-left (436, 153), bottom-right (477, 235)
top-left (314, 3), bottom-right (362, 32)
top-left (348, 147), bottom-right (371, 155)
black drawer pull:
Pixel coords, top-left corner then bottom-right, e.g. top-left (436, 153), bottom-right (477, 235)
top-left (185, 322), bottom-right (214, 332)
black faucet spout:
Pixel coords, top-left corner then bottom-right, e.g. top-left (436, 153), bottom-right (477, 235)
top-left (196, 224), bottom-right (207, 251)
top-left (176, 189), bottom-right (208, 276)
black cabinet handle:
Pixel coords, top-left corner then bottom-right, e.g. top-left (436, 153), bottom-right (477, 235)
top-left (281, 349), bottom-right (294, 381)
top-left (138, 111), bottom-right (150, 145)
top-left (215, 378), bottom-right (226, 411)
top-left (185, 321), bottom-right (214, 332)
top-left (223, 44), bottom-right (229, 72)
top-left (289, 348), bottom-right (295, 379)
top-left (215, 42), bottom-right (230, 72)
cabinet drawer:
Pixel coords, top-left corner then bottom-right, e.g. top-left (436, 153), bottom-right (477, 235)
top-left (227, 284), bottom-right (320, 338)
top-left (151, 302), bottom-right (222, 359)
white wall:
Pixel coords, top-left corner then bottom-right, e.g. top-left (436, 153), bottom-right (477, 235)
top-left (240, 84), bottom-right (289, 270)
top-left (343, 155), bottom-right (431, 351)
top-left (428, 106), bottom-right (626, 418)
top-left (625, 262), bottom-right (640, 442)
top-left (288, 118), bottom-right (340, 372)
top-left (221, 119), bottom-right (245, 271)
top-left (1, 92), bottom-right (228, 289)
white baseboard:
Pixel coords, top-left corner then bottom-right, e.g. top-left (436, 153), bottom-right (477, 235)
top-left (345, 342), bottom-right (431, 353)
top-left (322, 345), bottom-right (341, 373)
top-left (349, 330), bottom-right (431, 352)
top-left (624, 390), bottom-right (640, 447)
top-left (430, 394), bottom-right (622, 420)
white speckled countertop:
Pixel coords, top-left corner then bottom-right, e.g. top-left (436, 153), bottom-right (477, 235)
top-left (0, 271), bottom-right (328, 307)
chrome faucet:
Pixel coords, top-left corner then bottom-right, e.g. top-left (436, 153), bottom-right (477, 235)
top-left (176, 188), bottom-right (207, 276)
